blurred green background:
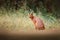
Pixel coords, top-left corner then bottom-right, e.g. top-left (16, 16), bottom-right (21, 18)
top-left (0, 0), bottom-right (60, 32)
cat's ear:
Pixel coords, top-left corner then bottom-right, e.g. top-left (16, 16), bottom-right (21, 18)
top-left (28, 11), bottom-right (34, 16)
top-left (30, 12), bottom-right (34, 15)
top-left (30, 13), bottom-right (33, 15)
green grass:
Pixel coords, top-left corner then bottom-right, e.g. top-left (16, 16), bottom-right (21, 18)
top-left (0, 8), bottom-right (60, 32)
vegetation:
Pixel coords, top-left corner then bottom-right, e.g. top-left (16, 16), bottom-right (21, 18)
top-left (0, 0), bottom-right (60, 32)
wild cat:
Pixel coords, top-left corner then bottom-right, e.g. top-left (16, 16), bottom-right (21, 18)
top-left (29, 13), bottom-right (45, 30)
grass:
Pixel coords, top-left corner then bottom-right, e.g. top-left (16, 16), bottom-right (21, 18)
top-left (0, 8), bottom-right (60, 32)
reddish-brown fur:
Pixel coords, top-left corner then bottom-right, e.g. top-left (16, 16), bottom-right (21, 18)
top-left (29, 13), bottom-right (45, 30)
